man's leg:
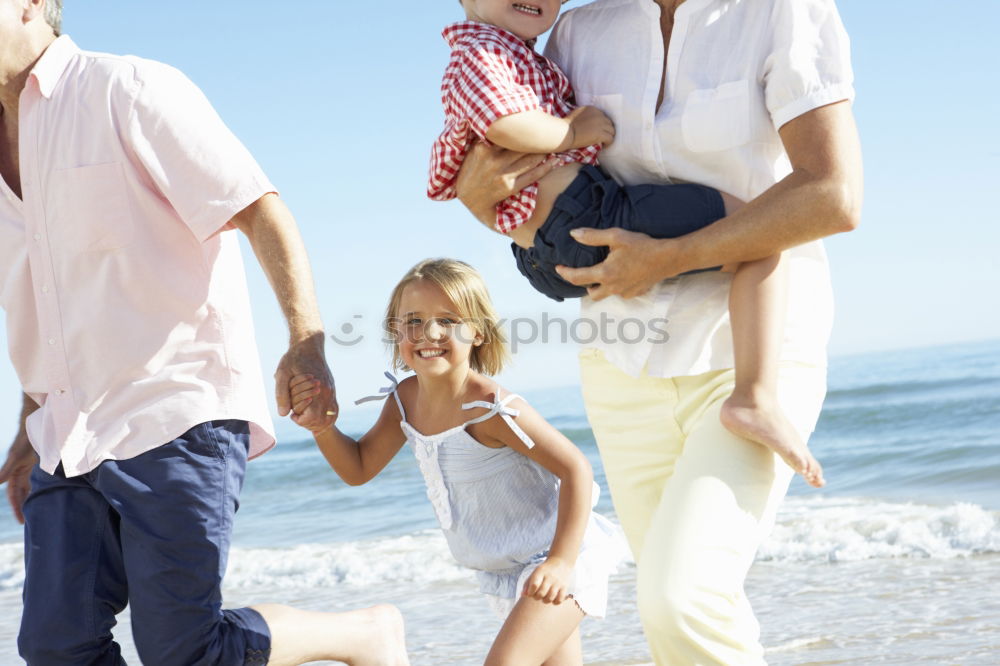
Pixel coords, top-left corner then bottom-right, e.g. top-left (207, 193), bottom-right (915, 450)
top-left (94, 420), bottom-right (409, 666)
top-left (19, 465), bottom-right (128, 665)
top-left (93, 420), bottom-right (270, 666)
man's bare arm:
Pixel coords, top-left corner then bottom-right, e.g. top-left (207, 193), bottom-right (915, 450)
top-left (0, 393), bottom-right (40, 524)
top-left (230, 193), bottom-right (338, 430)
top-left (555, 101), bottom-right (864, 299)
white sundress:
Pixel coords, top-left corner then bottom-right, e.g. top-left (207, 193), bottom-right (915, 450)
top-left (359, 373), bottom-right (627, 618)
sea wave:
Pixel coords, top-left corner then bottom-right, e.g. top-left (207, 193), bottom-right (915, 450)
top-left (1, 498), bottom-right (997, 592)
top-left (759, 497), bottom-right (1000, 562)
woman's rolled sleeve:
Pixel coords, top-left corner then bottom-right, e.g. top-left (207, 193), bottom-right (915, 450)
top-left (763, 0), bottom-right (855, 130)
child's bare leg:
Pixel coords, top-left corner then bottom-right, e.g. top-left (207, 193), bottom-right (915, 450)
top-left (485, 595), bottom-right (585, 666)
top-left (719, 253), bottom-right (825, 487)
top-left (544, 627), bottom-right (582, 666)
top-left (253, 603), bottom-right (409, 666)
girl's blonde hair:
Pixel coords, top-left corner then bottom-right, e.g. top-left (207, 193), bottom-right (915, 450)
top-left (384, 258), bottom-right (509, 376)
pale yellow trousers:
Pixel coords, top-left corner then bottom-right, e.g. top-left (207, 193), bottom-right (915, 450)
top-left (579, 350), bottom-right (827, 665)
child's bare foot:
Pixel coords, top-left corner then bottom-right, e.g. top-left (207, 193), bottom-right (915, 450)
top-left (720, 392), bottom-right (825, 487)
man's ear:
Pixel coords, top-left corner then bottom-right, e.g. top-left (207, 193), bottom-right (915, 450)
top-left (23, 0), bottom-right (44, 23)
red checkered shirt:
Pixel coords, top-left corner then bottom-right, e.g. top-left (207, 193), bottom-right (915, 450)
top-left (428, 21), bottom-right (601, 234)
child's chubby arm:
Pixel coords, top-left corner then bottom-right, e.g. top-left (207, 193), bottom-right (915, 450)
top-left (469, 396), bottom-right (594, 606)
top-left (290, 375), bottom-right (406, 486)
top-left (486, 105), bottom-right (615, 154)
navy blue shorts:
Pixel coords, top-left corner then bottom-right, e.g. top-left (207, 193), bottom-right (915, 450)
top-left (512, 164), bottom-right (726, 301)
top-left (19, 420), bottom-right (271, 666)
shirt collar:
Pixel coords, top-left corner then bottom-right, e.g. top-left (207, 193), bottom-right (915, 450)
top-left (442, 21), bottom-right (536, 54)
top-left (29, 35), bottom-right (78, 100)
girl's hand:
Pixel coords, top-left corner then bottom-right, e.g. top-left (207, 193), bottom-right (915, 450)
top-left (289, 374), bottom-right (323, 419)
top-left (523, 556), bottom-right (573, 605)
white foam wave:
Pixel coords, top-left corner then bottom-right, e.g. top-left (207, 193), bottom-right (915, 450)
top-left (758, 497), bottom-right (1000, 562)
top-left (224, 530), bottom-right (470, 589)
top-left (0, 499), bottom-right (996, 592)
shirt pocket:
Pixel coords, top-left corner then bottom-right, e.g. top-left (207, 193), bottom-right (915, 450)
top-left (49, 162), bottom-right (134, 253)
top-left (681, 80), bottom-right (751, 153)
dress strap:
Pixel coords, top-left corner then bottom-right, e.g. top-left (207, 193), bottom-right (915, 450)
top-left (354, 372), bottom-right (406, 421)
top-left (461, 390), bottom-right (535, 449)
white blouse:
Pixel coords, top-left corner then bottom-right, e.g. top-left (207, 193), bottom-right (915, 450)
top-left (546, 0), bottom-right (854, 377)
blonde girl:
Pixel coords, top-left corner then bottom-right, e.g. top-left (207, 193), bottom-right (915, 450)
top-left (291, 258), bottom-right (623, 665)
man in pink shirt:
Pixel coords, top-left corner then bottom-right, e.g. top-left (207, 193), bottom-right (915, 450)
top-left (0, 1), bottom-right (409, 664)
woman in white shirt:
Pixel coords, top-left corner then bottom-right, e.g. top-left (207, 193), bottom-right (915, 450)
top-left (456, 0), bottom-right (862, 662)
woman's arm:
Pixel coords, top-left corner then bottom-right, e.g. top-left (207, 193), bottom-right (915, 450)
top-left (472, 398), bottom-right (594, 604)
top-left (455, 143), bottom-right (562, 226)
top-left (555, 100), bottom-right (863, 299)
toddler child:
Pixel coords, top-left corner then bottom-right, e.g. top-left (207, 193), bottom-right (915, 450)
top-left (427, 0), bottom-right (825, 486)
top-left (291, 259), bottom-right (626, 665)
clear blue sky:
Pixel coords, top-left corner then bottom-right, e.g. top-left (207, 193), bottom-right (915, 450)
top-left (0, 1), bottom-right (997, 441)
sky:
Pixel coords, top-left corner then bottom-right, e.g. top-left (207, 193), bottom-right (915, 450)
top-left (0, 0), bottom-right (998, 442)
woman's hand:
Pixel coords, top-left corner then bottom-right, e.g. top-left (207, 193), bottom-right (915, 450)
top-left (555, 227), bottom-right (694, 300)
top-left (455, 141), bottom-right (560, 226)
top-left (523, 556), bottom-right (574, 605)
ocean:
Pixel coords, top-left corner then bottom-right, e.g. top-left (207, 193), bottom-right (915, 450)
top-left (1, 339), bottom-right (998, 664)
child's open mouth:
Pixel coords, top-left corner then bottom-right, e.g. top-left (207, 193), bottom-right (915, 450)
top-left (417, 349), bottom-right (447, 359)
top-left (512, 3), bottom-right (542, 16)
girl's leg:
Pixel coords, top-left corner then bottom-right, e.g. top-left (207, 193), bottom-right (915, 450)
top-left (720, 253), bottom-right (825, 486)
top-left (545, 628), bottom-right (582, 666)
top-left (485, 595), bottom-right (585, 666)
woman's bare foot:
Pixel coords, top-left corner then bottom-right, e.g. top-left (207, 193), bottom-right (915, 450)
top-left (720, 391), bottom-right (825, 487)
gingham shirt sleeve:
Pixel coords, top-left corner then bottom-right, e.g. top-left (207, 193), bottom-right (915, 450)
top-left (446, 43), bottom-right (543, 141)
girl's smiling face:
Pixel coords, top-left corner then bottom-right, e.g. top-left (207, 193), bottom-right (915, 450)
top-left (394, 279), bottom-right (482, 377)
top-left (461, 0), bottom-right (563, 41)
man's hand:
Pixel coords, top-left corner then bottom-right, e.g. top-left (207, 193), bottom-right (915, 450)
top-left (274, 333), bottom-right (338, 432)
top-left (565, 105), bottom-right (615, 149)
top-left (0, 433), bottom-right (37, 525)
top-left (455, 142), bottom-right (560, 227)
top-left (231, 194), bottom-right (336, 433)
top-left (555, 227), bottom-right (694, 300)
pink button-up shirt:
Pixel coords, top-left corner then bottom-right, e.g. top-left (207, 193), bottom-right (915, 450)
top-left (0, 36), bottom-right (276, 476)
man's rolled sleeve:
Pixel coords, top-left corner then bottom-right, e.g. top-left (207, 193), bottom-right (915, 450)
top-left (121, 61), bottom-right (276, 242)
top-left (763, 0), bottom-right (855, 131)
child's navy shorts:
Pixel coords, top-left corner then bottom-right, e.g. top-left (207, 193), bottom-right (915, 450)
top-left (18, 420), bottom-right (271, 666)
top-left (511, 164), bottom-right (726, 301)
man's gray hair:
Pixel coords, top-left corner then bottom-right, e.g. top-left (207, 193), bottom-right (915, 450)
top-left (44, 0), bottom-right (63, 36)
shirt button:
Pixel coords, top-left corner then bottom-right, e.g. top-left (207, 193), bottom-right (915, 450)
top-left (41, 285), bottom-right (49, 293)
top-left (47, 338), bottom-right (56, 345)
top-left (33, 233), bottom-right (41, 241)
top-left (55, 389), bottom-right (65, 395)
